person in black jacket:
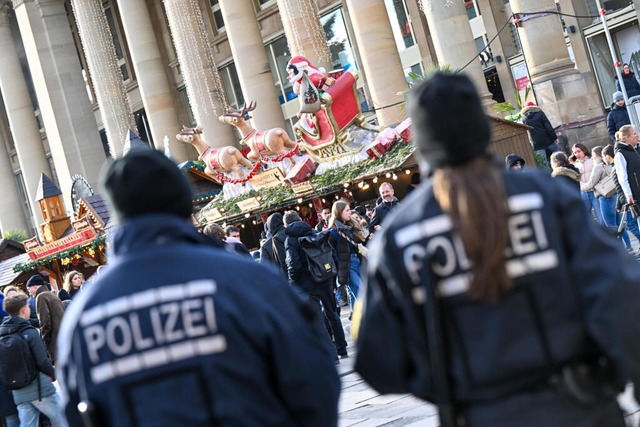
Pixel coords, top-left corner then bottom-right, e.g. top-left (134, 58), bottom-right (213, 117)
top-left (615, 63), bottom-right (640, 98)
top-left (0, 294), bottom-right (67, 427)
top-left (505, 153), bottom-right (525, 171)
top-left (368, 183), bottom-right (399, 234)
top-left (520, 102), bottom-right (558, 168)
top-left (260, 212), bottom-right (287, 275)
top-left (607, 91), bottom-right (631, 143)
top-left (355, 72), bottom-right (640, 427)
top-left (284, 210), bottom-right (348, 359)
top-left (56, 148), bottom-right (340, 427)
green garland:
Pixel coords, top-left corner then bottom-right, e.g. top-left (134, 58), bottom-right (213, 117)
top-left (197, 142), bottom-right (415, 224)
top-left (13, 234), bottom-right (107, 273)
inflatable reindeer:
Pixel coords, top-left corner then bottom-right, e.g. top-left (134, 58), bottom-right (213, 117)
top-left (219, 101), bottom-right (298, 165)
top-left (176, 126), bottom-right (253, 180)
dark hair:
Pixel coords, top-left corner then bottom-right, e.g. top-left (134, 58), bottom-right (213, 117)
top-left (283, 210), bottom-right (301, 226)
top-left (572, 143), bottom-right (591, 157)
top-left (225, 225), bottom-right (240, 237)
top-left (203, 223), bottom-right (225, 241)
top-left (602, 144), bottom-right (615, 158)
top-left (3, 294), bottom-right (28, 317)
top-left (433, 158), bottom-right (511, 303)
top-left (591, 146), bottom-right (603, 159)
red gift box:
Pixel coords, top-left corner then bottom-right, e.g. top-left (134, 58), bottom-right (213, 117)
top-left (285, 156), bottom-right (317, 185)
top-left (395, 117), bottom-right (412, 142)
top-left (366, 128), bottom-right (398, 159)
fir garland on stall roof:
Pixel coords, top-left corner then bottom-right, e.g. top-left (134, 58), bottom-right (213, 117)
top-left (13, 234), bottom-right (107, 273)
top-left (196, 142), bottom-right (415, 224)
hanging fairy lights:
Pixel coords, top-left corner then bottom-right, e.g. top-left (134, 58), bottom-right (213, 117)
top-left (278, 0), bottom-right (331, 65)
top-left (164, 0), bottom-right (228, 131)
top-left (70, 0), bottom-right (136, 158)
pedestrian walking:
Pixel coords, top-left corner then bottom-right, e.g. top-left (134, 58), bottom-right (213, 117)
top-left (607, 91), bottom-right (631, 143)
top-left (355, 72), bottom-right (640, 427)
top-left (520, 102), bottom-right (558, 169)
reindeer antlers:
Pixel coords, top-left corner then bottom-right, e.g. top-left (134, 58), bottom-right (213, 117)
top-left (225, 101), bottom-right (257, 117)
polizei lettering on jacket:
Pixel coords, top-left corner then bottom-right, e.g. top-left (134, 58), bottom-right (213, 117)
top-left (395, 192), bottom-right (559, 303)
top-left (79, 280), bottom-right (227, 384)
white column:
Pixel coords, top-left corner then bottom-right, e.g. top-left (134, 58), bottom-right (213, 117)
top-left (12, 0), bottom-right (107, 205)
top-left (276, 0), bottom-right (332, 71)
top-left (0, 100), bottom-right (29, 233)
top-left (418, 0), bottom-right (494, 104)
top-left (509, 0), bottom-right (575, 83)
top-left (70, 0), bottom-right (136, 159)
top-left (344, 0), bottom-right (408, 125)
top-left (0, 0), bottom-right (48, 226)
top-left (115, 0), bottom-right (193, 161)
top-left (163, 0), bottom-right (236, 148)
top-left (219, 0), bottom-right (287, 130)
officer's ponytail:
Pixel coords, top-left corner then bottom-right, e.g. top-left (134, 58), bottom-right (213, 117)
top-left (432, 157), bottom-right (511, 303)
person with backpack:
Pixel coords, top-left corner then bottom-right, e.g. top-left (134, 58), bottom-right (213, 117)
top-left (284, 210), bottom-right (348, 359)
top-left (0, 294), bottom-right (67, 427)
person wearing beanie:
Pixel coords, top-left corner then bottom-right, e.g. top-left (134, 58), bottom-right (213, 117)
top-left (26, 274), bottom-right (64, 364)
top-left (505, 153), bottom-right (525, 170)
top-left (607, 91), bottom-right (631, 143)
top-left (615, 63), bottom-right (640, 98)
top-left (56, 148), bottom-right (340, 427)
top-left (355, 71), bottom-right (640, 427)
top-left (520, 101), bottom-right (558, 170)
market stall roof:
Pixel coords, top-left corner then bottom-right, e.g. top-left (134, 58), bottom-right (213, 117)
top-left (36, 173), bottom-right (62, 200)
top-left (0, 253), bottom-right (31, 286)
top-left (195, 142), bottom-right (416, 225)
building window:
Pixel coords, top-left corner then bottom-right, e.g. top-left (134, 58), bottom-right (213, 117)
top-left (220, 64), bottom-right (245, 109)
top-left (321, 9), bottom-right (358, 72)
top-left (465, 0), bottom-right (478, 19)
top-left (210, 0), bottom-right (225, 32)
top-left (45, 155), bottom-right (59, 187)
top-left (178, 88), bottom-right (197, 126)
top-left (104, 3), bottom-right (133, 83)
top-left (266, 37), bottom-right (294, 105)
top-left (14, 172), bottom-right (34, 234)
top-left (384, 0), bottom-right (415, 51)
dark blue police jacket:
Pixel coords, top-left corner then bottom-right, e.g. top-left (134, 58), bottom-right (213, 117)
top-left (355, 169), bottom-right (640, 427)
top-left (57, 214), bottom-right (340, 427)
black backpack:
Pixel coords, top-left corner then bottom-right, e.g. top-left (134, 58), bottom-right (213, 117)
top-left (298, 231), bottom-right (338, 283)
top-left (0, 327), bottom-right (37, 389)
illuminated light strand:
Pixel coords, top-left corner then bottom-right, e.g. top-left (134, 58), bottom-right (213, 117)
top-left (70, 0), bottom-right (137, 158)
top-left (278, 0), bottom-right (331, 66)
top-left (164, 0), bottom-right (227, 139)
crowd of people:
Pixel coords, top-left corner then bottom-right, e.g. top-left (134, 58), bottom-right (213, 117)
top-left (1, 70), bottom-right (639, 427)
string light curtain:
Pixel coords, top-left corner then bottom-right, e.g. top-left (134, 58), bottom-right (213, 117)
top-left (277, 0), bottom-right (332, 69)
top-left (70, 0), bottom-right (136, 159)
top-left (163, 0), bottom-right (228, 137)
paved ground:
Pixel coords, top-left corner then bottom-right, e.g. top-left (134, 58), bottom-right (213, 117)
top-left (336, 306), bottom-right (640, 426)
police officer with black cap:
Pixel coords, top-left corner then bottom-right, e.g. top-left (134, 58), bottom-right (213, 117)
top-left (56, 147), bottom-right (340, 427)
top-left (355, 72), bottom-right (640, 426)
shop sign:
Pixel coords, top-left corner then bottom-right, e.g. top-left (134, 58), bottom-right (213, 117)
top-left (23, 237), bottom-right (40, 252)
top-left (71, 216), bottom-right (93, 232)
top-left (28, 228), bottom-right (97, 260)
top-left (291, 181), bottom-right (314, 195)
top-left (249, 168), bottom-right (285, 190)
top-left (203, 208), bottom-right (222, 222)
top-left (237, 197), bottom-right (261, 212)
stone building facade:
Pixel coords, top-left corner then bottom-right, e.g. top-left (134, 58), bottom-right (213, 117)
top-left (0, 0), bottom-right (637, 234)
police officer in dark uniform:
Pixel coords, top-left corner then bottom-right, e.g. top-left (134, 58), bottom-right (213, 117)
top-left (56, 148), bottom-right (340, 427)
top-left (354, 72), bottom-right (640, 427)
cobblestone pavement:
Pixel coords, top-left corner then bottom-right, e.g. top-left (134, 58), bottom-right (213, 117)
top-left (336, 306), bottom-right (640, 426)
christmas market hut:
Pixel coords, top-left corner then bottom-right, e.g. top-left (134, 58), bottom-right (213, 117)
top-left (12, 174), bottom-right (109, 290)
